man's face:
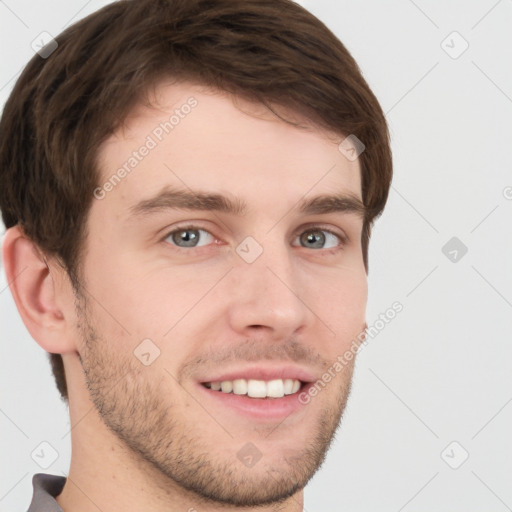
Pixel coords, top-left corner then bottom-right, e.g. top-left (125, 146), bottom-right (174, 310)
top-left (75, 81), bottom-right (367, 506)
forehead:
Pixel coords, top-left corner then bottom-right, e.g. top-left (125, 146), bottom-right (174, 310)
top-left (94, 80), bottom-right (362, 218)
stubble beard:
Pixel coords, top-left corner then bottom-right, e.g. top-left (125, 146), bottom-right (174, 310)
top-left (74, 289), bottom-right (355, 507)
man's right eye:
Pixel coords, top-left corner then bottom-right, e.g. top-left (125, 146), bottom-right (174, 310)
top-left (163, 225), bottom-right (215, 249)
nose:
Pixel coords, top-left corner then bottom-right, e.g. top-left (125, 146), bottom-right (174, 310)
top-left (225, 239), bottom-right (318, 340)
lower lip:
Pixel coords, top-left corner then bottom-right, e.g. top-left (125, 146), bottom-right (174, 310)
top-left (196, 382), bottom-right (312, 420)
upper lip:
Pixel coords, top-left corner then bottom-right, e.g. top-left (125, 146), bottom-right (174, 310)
top-left (197, 364), bottom-right (318, 384)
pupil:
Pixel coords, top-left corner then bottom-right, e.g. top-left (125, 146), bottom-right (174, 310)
top-left (174, 229), bottom-right (198, 247)
top-left (303, 230), bottom-right (324, 248)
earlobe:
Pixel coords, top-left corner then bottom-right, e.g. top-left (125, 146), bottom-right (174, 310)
top-left (2, 225), bottom-right (77, 355)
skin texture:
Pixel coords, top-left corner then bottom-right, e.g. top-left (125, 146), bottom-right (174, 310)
top-left (3, 81), bottom-right (368, 512)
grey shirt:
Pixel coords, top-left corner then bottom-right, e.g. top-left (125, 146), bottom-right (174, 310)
top-left (27, 474), bottom-right (66, 512)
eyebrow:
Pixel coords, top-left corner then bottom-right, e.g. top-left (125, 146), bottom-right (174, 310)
top-left (128, 187), bottom-right (366, 220)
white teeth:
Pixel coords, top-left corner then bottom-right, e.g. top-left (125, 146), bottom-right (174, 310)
top-left (283, 379), bottom-right (294, 394)
top-left (266, 379), bottom-right (284, 398)
top-left (232, 379), bottom-right (248, 395)
top-left (247, 379), bottom-right (267, 398)
top-left (205, 378), bottom-right (302, 398)
top-left (221, 381), bottom-right (233, 393)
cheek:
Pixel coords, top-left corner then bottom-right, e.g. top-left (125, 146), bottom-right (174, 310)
top-left (93, 257), bottom-right (226, 346)
top-left (314, 269), bottom-right (367, 344)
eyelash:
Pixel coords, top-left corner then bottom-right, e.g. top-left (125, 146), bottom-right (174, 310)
top-left (161, 223), bottom-right (348, 255)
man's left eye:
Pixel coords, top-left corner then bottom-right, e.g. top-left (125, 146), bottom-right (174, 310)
top-left (293, 228), bottom-right (344, 250)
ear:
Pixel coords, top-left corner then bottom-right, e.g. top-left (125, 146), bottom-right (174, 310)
top-left (2, 225), bottom-right (79, 355)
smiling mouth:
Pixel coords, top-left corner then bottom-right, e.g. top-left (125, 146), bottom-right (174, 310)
top-left (201, 378), bottom-right (303, 398)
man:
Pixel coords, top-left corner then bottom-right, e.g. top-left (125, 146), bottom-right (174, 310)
top-left (0, 0), bottom-right (392, 510)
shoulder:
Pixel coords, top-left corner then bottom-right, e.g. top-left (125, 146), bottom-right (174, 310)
top-left (26, 473), bottom-right (66, 512)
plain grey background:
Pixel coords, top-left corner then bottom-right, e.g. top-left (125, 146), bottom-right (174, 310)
top-left (1, 1), bottom-right (511, 511)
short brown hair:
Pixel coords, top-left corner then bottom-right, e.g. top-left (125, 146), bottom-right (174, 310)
top-left (0, 0), bottom-right (392, 402)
